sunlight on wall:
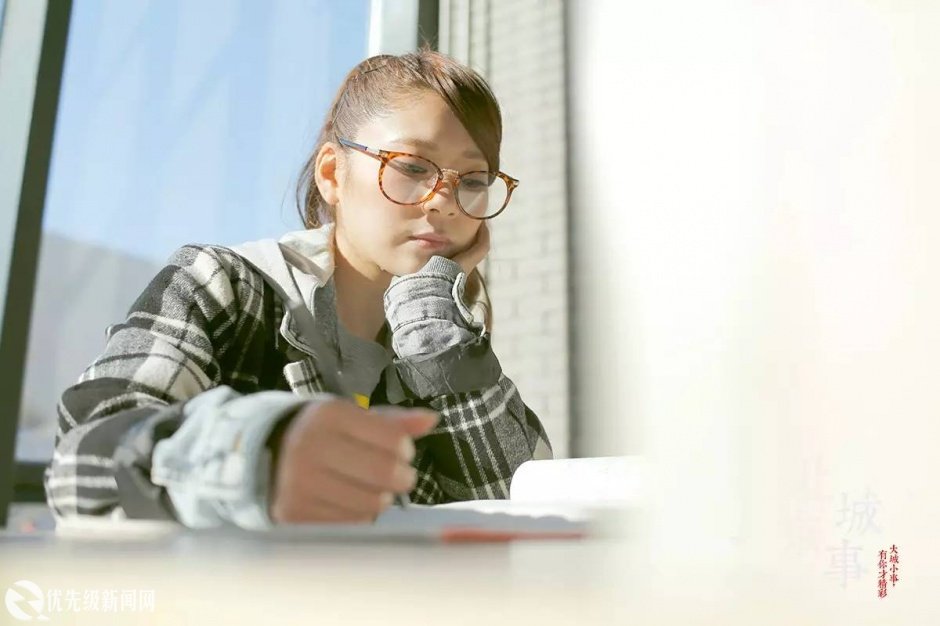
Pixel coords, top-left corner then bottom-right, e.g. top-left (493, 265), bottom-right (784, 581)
top-left (570, 1), bottom-right (940, 616)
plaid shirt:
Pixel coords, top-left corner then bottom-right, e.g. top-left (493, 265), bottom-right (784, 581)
top-left (44, 226), bottom-right (553, 528)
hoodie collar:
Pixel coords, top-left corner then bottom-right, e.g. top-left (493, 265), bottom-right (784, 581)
top-left (230, 224), bottom-right (334, 303)
top-left (227, 224), bottom-right (337, 357)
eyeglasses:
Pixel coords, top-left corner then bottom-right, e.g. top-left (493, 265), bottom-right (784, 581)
top-left (336, 137), bottom-right (518, 220)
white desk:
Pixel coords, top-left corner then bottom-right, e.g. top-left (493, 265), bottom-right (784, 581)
top-left (1, 518), bottom-right (933, 625)
top-left (1, 526), bottom-right (637, 625)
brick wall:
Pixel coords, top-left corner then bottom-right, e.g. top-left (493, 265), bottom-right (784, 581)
top-left (439, 0), bottom-right (571, 457)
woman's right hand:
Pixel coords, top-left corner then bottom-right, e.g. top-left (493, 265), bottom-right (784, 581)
top-left (267, 398), bottom-right (439, 524)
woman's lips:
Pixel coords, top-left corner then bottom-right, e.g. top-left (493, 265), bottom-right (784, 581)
top-left (409, 235), bottom-right (450, 251)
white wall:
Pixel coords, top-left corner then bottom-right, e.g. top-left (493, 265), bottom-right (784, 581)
top-left (440, 0), bottom-right (572, 457)
top-left (569, 0), bottom-right (940, 615)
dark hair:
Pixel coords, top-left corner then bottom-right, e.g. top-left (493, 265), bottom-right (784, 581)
top-left (295, 47), bottom-right (499, 328)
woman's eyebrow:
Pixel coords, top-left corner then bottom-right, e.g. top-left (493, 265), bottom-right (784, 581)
top-left (386, 136), bottom-right (485, 161)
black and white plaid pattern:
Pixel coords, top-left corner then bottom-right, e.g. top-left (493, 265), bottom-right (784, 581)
top-left (44, 242), bottom-right (553, 520)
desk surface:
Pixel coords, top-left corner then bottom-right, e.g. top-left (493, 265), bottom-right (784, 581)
top-left (1, 527), bottom-right (638, 625)
top-left (1, 523), bottom-right (933, 625)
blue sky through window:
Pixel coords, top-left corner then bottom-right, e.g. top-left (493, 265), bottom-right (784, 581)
top-left (43, 0), bottom-right (369, 264)
top-left (15, 0), bottom-right (371, 463)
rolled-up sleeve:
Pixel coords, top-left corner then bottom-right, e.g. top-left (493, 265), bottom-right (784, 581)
top-left (149, 386), bottom-right (312, 529)
top-left (43, 245), bottom-right (316, 529)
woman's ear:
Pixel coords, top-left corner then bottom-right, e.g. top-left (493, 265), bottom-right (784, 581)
top-left (314, 142), bottom-right (343, 207)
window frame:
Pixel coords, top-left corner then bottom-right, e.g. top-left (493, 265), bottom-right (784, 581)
top-left (0, 0), bottom-right (72, 526)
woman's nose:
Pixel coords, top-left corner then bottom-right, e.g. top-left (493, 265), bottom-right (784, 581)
top-left (421, 171), bottom-right (460, 215)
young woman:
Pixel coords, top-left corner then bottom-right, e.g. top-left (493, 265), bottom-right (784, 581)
top-left (44, 49), bottom-right (553, 529)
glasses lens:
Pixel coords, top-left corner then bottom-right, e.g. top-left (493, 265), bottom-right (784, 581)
top-left (381, 154), bottom-right (440, 204)
top-left (381, 156), bottom-right (511, 218)
top-left (457, 171), bottom-right (509, 218)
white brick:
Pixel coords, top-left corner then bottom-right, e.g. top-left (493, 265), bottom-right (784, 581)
top-left (444, 0), bottom-right (569, 457)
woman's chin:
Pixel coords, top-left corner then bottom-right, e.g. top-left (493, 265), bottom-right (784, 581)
top-left (395, 248), bottom-right (450, 274)
top-left (398, 259), bottom-right (431, 274)
top-left (380, 256), bottom-right (423, 277)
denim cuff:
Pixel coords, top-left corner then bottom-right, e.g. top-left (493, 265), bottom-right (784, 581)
top-left (151, 386), bottom-right (311, 530)
top-left (384, 256), bottom-right (484, 358)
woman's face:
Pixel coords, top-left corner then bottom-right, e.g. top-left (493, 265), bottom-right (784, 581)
top-left (329, 91), bottom-right (488, 278)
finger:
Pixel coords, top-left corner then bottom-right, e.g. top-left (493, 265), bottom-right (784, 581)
top-left (479, 221), bottom-right (490, 246)
top-left (466, 223), bottom-right (490, 269)
top-left (317, 435), bottom-right (418, 494)
top-left (475, 221), bottom-right (490, 249)
top-left (381, 411), bottom-right (440, 437)
top-left (274, 496), bottom-right (374, 525)
top-left (323, 402), bottom-right (433, 460)
top-left (307, 467), bottom-right (394, 516)
top-left (271, 470), bottom-right (375, 524)
top-left (369, 408), bottom-right (439, 457)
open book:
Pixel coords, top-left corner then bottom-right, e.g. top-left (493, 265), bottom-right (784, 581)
top-left (439, 455), bottom-right (646, 511)
top-left (366, 456), bottom-right (648, 541)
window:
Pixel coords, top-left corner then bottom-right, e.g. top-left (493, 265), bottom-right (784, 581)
top-left (14, 0), bottom-right (370, 478)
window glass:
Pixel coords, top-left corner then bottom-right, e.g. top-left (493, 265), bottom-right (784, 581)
top-left (16, 0), bottom-right (370, 463)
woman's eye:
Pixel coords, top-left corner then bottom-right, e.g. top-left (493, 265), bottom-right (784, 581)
top-left (461, 179), bottom-right (488, 190)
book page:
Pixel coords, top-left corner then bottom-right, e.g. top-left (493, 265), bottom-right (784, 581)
top-left (402, 456), bottom-right (650, 528)
top-left (509, 456), bottom-right (648, 506)
top-left (430, 500), bottom-right (592, 521)
top-left (373, 502), bottom-right (589, 535)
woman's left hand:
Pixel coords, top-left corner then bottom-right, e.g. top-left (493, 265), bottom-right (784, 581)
top-left (450, 222), bottom-right (490, 276)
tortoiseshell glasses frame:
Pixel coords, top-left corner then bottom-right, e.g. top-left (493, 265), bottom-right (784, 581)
top-left (336, 137), bottom-right (519, 220)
